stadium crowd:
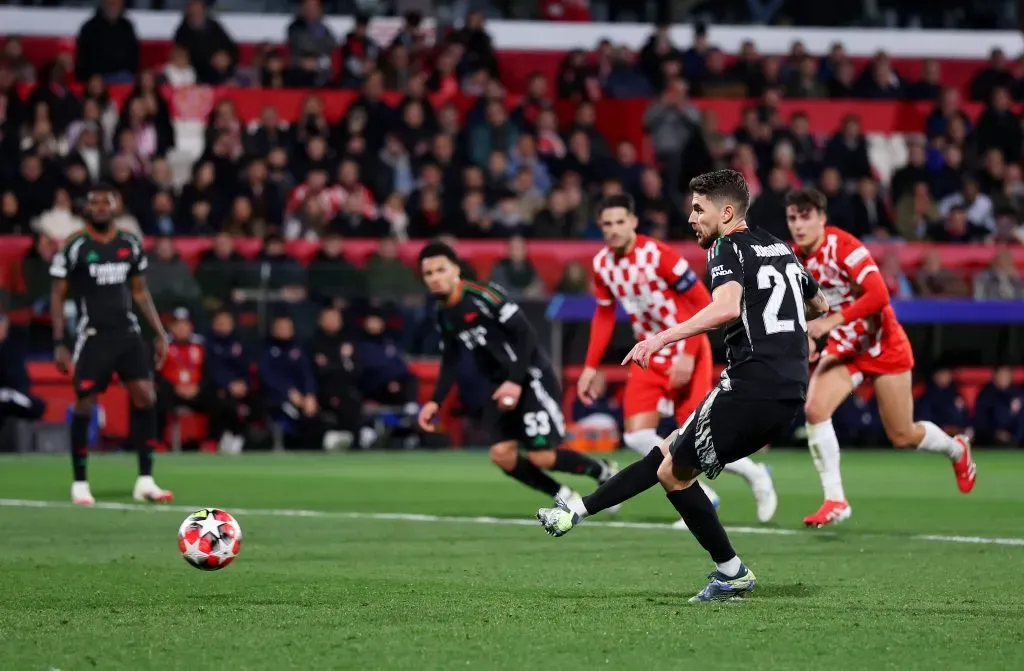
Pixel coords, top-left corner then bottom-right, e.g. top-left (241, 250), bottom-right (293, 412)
top-left (0, 2), bottom-right (1023, 449)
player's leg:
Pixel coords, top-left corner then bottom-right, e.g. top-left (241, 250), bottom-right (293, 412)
top-left (120, 337), bottom-right (173, 502)
top-left (625, 368), bottom-right (720, 517)
top-left (489, 440), bottom-right (564, 498)
top-left (802, 356), bottom-right (857, 527)
top-left (873, 371), bottom-right (975, 493)
top-left (69, 335), bottom-right (112, 506)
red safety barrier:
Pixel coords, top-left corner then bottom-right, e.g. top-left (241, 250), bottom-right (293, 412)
top-left (16, 35), bottom-right (990, 98)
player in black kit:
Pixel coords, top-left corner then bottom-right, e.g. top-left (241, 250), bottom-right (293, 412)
top-left (50, 184), bottom-right (174, 506)
top-left (417, 241), bottom-right (619, 504)
top-left (538, 170), bottom-right (830, 601)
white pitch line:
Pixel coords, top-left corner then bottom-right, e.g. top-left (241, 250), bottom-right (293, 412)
top-left (0, 498), bottom-right (1022, 546)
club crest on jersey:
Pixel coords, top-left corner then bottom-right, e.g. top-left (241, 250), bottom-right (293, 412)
top-left (89, 262), bottom-right (131, 285)
top-left (85, 250), bottom-right (100, 263)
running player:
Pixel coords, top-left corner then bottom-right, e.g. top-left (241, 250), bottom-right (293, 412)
top-left (538, 170), bottom-right (830, 601)
top-left (417, 241), bottom-right (618, 504)
top-left (578, 193), bottom-right (777, 525)
top-left (786, 187), bottom-right (975, 527)
top-left (50, 184), bottom-right (174, 506)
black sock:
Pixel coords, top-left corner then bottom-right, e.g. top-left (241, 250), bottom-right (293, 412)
top-left (666, 486), bottom-right (736, 564)
top-left (70, 412), bottom-right (90, 482)
top-left (131, 406), bottom-right (158, 477)
top-left (552, 449), bottom-right (606, 480)
top-left (582, 447), bottom-right (663, 514)
top-left (504, 456), bottom-right (562, 497)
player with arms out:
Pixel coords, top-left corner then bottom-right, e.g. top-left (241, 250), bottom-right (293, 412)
top-left (417, 242), bottom-right (618, 504)
top-left (579, 193), bottom-right (777, 525)
top-left (538, 170), bottom-right (830, 601)
top-left (50, 184), bottom-right (174, 506)
top-left (786, 188), bottom-right (975, 528)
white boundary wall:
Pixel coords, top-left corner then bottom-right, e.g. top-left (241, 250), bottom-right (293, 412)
top-left (1, 8), bottom-right (1021, 58)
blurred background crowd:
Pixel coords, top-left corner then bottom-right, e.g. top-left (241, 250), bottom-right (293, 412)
top-left (0, 0), bottom-right (1022, 450)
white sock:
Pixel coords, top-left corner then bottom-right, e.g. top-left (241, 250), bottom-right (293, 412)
top-left (566, 495), bottom-right (589, 518)
top-left (807, 419), bottom-right (846, 501)
top-left (915, 421), bottom-right (963, 460)
top-left (556, 485), bottom-right (574, 502)
top-left (716, 556), bottom-right (743, 577)
top-left (622, 428), bottom-right (663, 457)
top-left (722, 457), bottom-right (763, 485)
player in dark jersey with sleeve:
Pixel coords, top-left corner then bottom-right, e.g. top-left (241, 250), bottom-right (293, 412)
top-left (50, 184), bottom-right (174, 506)
top-left (416, 241), bottom-right (618, 504)
top-left (538, 170), bottom-right (830, 602)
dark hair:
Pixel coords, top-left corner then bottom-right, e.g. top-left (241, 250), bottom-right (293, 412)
top-left (87, 181), bottom-right (115, 197)
top-left (688, 169), bottom-right (750, 217)
top-left (596, 193), bottom-right (634, 218)
top-left (784, 187), bottom-right (828, 213)
top-left (418, 240), bottom-right (459, 265)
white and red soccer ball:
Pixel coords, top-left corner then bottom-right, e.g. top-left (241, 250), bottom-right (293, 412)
top-left (177, 508), bottom-right (242, 570)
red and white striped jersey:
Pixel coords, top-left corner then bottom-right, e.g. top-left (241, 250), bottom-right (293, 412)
top-left (591, 235), bottom-right (703, 366)
top-left (794, 226), bottom-right (902, 357)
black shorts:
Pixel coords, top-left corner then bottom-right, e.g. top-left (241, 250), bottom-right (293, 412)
top-left (670, 384), bottom-right (801, 479)
top-left (73, 331), bottom-right (152, 398)
top-left (482, 366), bottom-right (566, 450)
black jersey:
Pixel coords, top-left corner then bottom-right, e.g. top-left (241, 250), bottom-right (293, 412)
top-left (706, 227), bottom-right (820, 400)
top-left (431, 281), bottom-right (550, 403)
top-left (49, 229), bottom-right (147, 334)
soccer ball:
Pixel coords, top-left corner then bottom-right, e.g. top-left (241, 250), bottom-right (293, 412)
top-left (177, 508), bottom-right (242, 570)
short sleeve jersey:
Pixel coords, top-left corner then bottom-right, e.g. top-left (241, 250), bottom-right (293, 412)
top-left (49, 229), bottom-right (146, 333)
top-left (707, 227), bottom-right (819, 400)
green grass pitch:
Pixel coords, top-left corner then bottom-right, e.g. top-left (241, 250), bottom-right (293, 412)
top-left (0, 449), bottom-right (1022, 671)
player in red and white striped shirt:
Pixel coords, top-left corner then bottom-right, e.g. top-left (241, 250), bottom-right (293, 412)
top-left (578, 194), bottom-right (777, 524)
top-left (786, 188), bottom-right (976, 528)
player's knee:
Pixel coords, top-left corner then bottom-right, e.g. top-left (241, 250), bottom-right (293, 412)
top-left (129, 385), bottom-right (156, 409)
top-left (804, 398), bottom-right (830, 425)
top-left (885, 424), bottom-right (919, 450)
top-left (488, 442), bottom-right (518, 469)
top-left (623, 428), bottom-right (661, 456)
top-left (656, 455), bottom-right (682, 490)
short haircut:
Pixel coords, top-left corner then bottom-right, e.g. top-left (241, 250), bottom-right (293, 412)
top-left (596, 193), bottom-right (635, 218)
top-left (418, 240), bottom-right (459, 266)
top-left (784, 187), bottom-right (828, 213)
top-left (688, 169), bottom-right (750, 217)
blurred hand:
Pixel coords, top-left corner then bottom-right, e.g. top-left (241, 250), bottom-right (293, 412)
top-left (577, 367), bottom-right (600, 405)
top-left (288, 389), bottom-right (303, 407)
top-left (418, 401), bottom-right (439, 432)
top-left (491, 381), bottom-right (522, 411)
top-left (303, 395), bottom-right (318, 417)
top-left (228, 380), bottom-right (248, 398)
top-left (55, 344), bottom-right (72, 375)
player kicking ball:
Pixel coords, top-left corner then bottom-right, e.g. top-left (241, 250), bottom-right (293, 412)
top-left (50, 184), bottom-right (174, 506)
top-left (786, 188), bottom-right (976, 527)
top-left (538, 170), bottom-right (830, 601)
top-left (417, 242), bottom-right (618, 506)
top-left (579, 193), bottom-right (777, 526)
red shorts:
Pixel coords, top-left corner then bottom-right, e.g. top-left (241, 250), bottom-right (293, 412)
top-left (824, 333), bottom-right (915, 385)
top-left (623, 335), bottom-right (714, 424)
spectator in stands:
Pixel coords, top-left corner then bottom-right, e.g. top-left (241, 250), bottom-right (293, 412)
top-left (915, 249), bottom-right (969, 297)
top-left (890, 139), bottom-right (930, 203)
top-left (785, 56), bottom-right (827, 99)
top-left (747, 168), bottom-right (789, 240)
top-left (894, 181), bottom-right (940, 240)
top-left (156, 308), bottom-right (206, 449)
top-left (75, 0), bottom-right (139, 83)
top-left (916, 365), bottom-right (969, 437)
top-left (261, 314), bottom-right (319, 449)
top-left (356, 312), bottom-right (418, 412)
top-left (311, 306), bottom-right (365, 450)
top-left (0, 191), bottom-right (24, 235)
top-left (0, 310), bottom-right (45, 426)
top-left (926, 88), bottom-right (972, 140)
top-left (643, 78), bottom-right (700, 207)
top-left (364, 235), bottom-right (419, 302)
top-left (147, 236), bottom-right (201, 314)
top-left (850, 176), bottom-right (895, 239)
top-left (555, 261), bottom-right (589, 295)
top-left (879, 251), bottom-right (915, 299)
top-left (339, 14), bottom-right (380, 90)
top-left (824, 114), bottom-right (872, 181)
top-left (976, 86), bottom-right (1022, 164)
top-left (931, 145), bottom-right (966, 200)
top-left (973, 366), bottom-right (1024, 446)
top-left (307, 232), bottom-right (368, 308)
top-left (286, 0), bottom-right (336, 86)
top-left (204, 310), bottom-right (255, 455)
top-left (856, 51), bottom-right (902, 99)
top-left (602, 46), bottom-right (654, 100)
top-left (974, 248), bottom-right (1024, 300)
top-left (195, 232), bottom-right (245, 314)
top-left (927, 205), bottom-right (990, 243)
top-left (173, 0), bottom-right (238, 86)
top-left (3, 37), bottom-right (36, 85)
top-left (490, 235), bottom-right (546, 299)
top-left (818, 166), bottom-right (855, 232)
top-left (905, 59), bottom-right (943, 102)
top-left (969, 48), bottom-right (1016, 103)
top-left (244, 233), bottom-right (308, 310)
top-left (939, 177), bottom-right (995, 233)
top-left (468, 100), bottom-right (519, 169)
top-left (163, 45), bottom-right (197, 88)
top-left (16, 154), bottom-right (56, 224)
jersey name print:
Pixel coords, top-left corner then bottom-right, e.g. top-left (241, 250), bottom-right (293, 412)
top-left (50, 230), bottom-right (148, 333)
top-left (707, 227), bottom-right (820, 400)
